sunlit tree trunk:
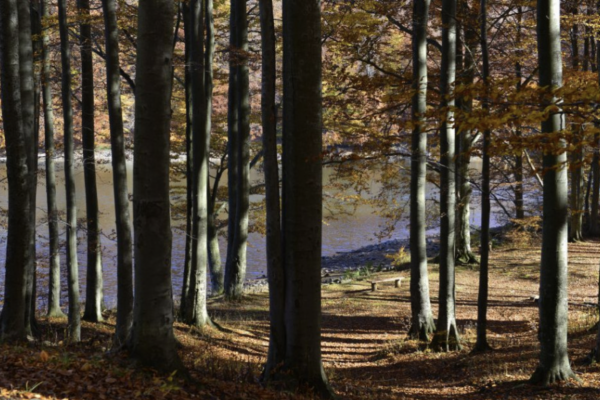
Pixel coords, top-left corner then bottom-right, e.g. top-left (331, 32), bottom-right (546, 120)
top-left (79, 0), bottom-right (104, 323)
top-left (101, 0), bottom-right (134, 345)
top-left (530, 0), bottom-right (576, 385)
top-left (184, 0), bottom-right (212, 327)
top-left (455, 0), bottom-right (478, 266)
top-left (41, 0), bottom-right (66, 319)
top-left (408, 0), bottom-right (435, 342)
top-left (128, 0), bottom-right (184, 373)
top-left (58, 0), bottom-right (81, 342)
top-left (204, 0), bottom-right (223, 295)
top-left (431, 0), bottom-right (461, 352)
top-left (0, 0), bottom-right (34, 342)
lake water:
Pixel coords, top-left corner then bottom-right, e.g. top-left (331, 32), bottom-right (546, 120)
top-left (0, 155), bottom-right (509, 309)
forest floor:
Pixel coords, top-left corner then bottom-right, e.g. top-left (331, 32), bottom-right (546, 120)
top-left (2, 228), bottom-right (600, 399)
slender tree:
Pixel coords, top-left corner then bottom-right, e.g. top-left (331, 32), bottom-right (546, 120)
top-left (225, 0), bottom-right (250, 300)
top-left (260, 0), bottom-right (285, 378)
top-left (474, 0), bottom-right (492, 353)
top-left (431, 0), bottom-right (461, 352)
top-left (41, 0), bottom-right (66, 319)
top-left (58, 0), bottom-right (81, 342)
top-left (183, 0), bottom-right (212, 327)
top-left (181, 1), bottom-right (193, 315)
top-left (408, 0), bottom-right (435, 341)
top-left (0, 0), bottom-right (34, 342)
top-left (79, 0), bottom-right (104, 323)
top-left (128, 0), bottom-right (184, 373)
top-left (204, 0), bottom-right (223, 294)
top-left (530, 0), bottom-right (576, 385)
top-left (101, 0), bottom-right (134, 345)
top-left (18, 0), bottom-right (38, 338)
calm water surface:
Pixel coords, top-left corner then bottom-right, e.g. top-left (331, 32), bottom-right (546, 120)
top-left (0, 156), bottom-right (506, 309)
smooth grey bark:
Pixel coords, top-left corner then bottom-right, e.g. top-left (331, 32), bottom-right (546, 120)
top-left (569, 4), bottom-right (584, 243)
top-left (41, 0), bottom-right (66, 319)
top-left (474, 0), bottom-right (492, 353)
top-left (58, 0), bottom-right (81, 342)
top-left (181, 2), bottom-right (193, 315)
top-left (281, 0), bottom-right (334, 397)
top-left (431, 0), bottom-right (461, 352)
top-left (204, 0), bottom-right (223, 295)
top-left (260, 0), bottom-right (286, 379)
top-left (184, 0), bottom-right (211, 327)
top-left (79, 0), bottom-right (104, 323)
top-left (225, 0), bottom-right (250, 300)
top-left (0, 0), bottom-right (34, 342)
top-left (454, 0), bottom-right (478, 266)
top-left (128, 0), bottom-right (184, 373)
top-left (101, 0), bottom-right (134, 345)
top-left (408, 0), bottom-right (435, 342)
top-left (530, 0), bottom-right (576, 385)
top-left (17, 0), bottom-right (37, 339)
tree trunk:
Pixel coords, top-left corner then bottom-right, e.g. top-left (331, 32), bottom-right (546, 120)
top-left (17, 0), bottom-right (38, 339)
top-left (41, 0), bottom-right (66, 319)
top-left (260, 0), bottom-right (286, 379)
top-left (280, 0), bottom-right (334, 397)
top-left (225, 0), bottom-right (250, 300)
top-left (569, 5), bottom-right (584, 243)
top-left (474, 0), bottom-right (492, 353)
top-left (181, 2), bottom-right (193, 316)
top-left (225, 0), bottom-right (239, 299)
top-left (0, 0), bottom-right (34, 342)
top-left (128, 0), bottom-right (184, 374)
top-left (455, 0), bottom-right (478, 266)
top-left (58, 0), bottom-right (81, 342)
top-left (101, 0), bottom-right (134, 345)
top-left (530, 0), bottom-right (576, 385)
top-left (79, 0), bottom-right (104, 323)
top-left (408, 0), bottom-right (435, 342)
top-left (184, 0), bottom-right (211, 327)
top-left (204, 0), bottom-right (223, 295)
top-left (431, 0), bottom-right (461, 352)
top-left (514, 7), bottom-right (525, 220)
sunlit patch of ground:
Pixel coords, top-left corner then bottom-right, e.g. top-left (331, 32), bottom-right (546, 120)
top-left (2, 237), bottom-right (600, 398)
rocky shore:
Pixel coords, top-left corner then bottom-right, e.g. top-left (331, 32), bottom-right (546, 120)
top-left (243, 236), bottom-right (441, 293)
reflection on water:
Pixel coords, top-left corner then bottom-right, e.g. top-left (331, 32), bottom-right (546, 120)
top-left (0, 156), bottom-right (504, 309)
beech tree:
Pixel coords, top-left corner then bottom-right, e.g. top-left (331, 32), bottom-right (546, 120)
top-left (182, 0), bottom-right (211, 327)
top-left (79, 0), bottom-right (104, 323)
top-left (41, 0), bottom-right (66, 319)
top-left (272, 0), bottom-right (334, 396)
top-left (128, 0), bottom-right (183, 372)
top-left (101, 0), bottom-right (134, 345)
top-left (530, 0), bottom-right (576, 385)
top-left (0, 0), bottom-right (35, 342)
top-left (259, 0), bottom-right (285, 378)
top-left (225, 0), bottom-right (251, 300)
top-left (474, 0), bottom-right (492, 353)
top-left (58, 0), bottom-right (81, 342)
top-left (431, 0), bottom-right (461, 352)
top-left (409, 0), bottom-right (435, 341)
